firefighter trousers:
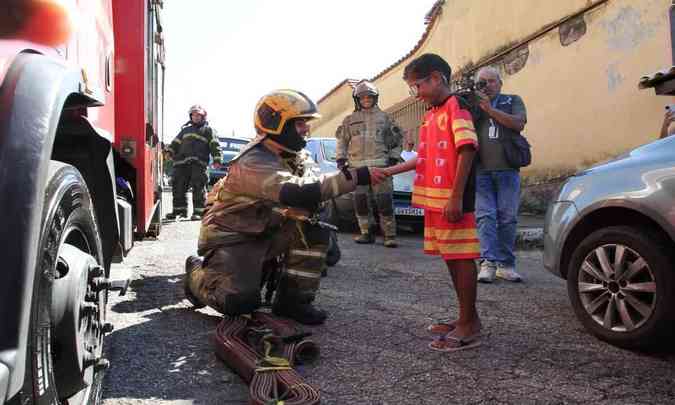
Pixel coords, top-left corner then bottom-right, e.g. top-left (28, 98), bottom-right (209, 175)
top-left (353, 175), bottom-right (396, 237)
top-left (172, 161), bottom-right (208, 214)
top-left (186, 220), bottom-right (329, 315)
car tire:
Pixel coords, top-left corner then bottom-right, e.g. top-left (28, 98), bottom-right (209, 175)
top-left (567, 225), bottom-right (675, 350)
top-left (24, 161), bottom-right (107, 404)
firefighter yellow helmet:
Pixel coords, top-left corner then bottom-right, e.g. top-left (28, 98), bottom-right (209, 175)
top-left (254, 90), bottom-right (321, 136)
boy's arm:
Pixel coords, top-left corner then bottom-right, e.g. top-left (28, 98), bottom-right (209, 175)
top-left (384, 156), bottom-right (416, 176)
top-left (372, 156), bottom-right (415, 185)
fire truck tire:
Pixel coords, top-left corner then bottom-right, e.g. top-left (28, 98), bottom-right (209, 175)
top-left (24, 161), bottom-right (106, 405)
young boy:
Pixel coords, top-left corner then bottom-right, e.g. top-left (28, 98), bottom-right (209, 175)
top-left (373, 53), bottom-right (482, 351)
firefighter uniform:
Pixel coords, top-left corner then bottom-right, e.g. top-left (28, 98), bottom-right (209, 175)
top-left (167, 115), bottom-right (222, 219)
top-left (183, 90), bottom-right (372, 325)
top-left (336, 81), bottom-right (403, 246)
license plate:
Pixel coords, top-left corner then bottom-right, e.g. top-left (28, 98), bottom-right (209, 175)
top-left (394, 206), bottom-right (424, 216)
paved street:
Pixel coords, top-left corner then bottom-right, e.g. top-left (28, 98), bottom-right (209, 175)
top-left (101, 219), bottom-right (675, 405)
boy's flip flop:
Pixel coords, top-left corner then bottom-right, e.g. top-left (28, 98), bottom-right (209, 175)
top-left (426, 319), bottom-right (456, 335)
top-left (428, 332), bottom-right (482, 353)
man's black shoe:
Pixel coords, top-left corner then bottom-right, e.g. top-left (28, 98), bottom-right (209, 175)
top-left (184, 256), bottom-right (205, 309)
top-left (272, 302), bottom-right (328, 325)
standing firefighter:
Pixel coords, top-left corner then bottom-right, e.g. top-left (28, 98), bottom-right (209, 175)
top-left (336, 80), bottom-right (403, 247)
top-left (183, 90), bottom-right (376, 325)
top-left (166, 104), bottom-right (222, 220)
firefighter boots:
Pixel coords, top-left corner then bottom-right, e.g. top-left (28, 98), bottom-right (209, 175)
top-left (384, 237), bottom-right (398, 248)
top-left (273, 301), bottom-right (328, 325)
top-left (184, 256), bottom-right (205, 308)
top-left (166, 209), bottom-right (187, 220)
top-left (354, 232), bottom-right (375, 244)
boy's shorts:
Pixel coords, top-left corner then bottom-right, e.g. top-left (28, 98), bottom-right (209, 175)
top-left (423, 211), bottom-right (480, 260)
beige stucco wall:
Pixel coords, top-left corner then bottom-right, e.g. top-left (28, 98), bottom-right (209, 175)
top-left (312, 0), bottom-right (675, 176)
top-left (310, 82), bottom-right (354, 137)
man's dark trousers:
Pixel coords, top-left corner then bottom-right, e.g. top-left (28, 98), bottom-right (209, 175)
top-left (172, 161), bottom-right (208, 214)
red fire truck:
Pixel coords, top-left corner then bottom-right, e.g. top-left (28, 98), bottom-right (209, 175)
top-left (0, 1), bottom-right (164, 403)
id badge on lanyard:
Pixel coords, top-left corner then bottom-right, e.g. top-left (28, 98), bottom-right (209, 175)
top-left (488, 119), bottom-right (499, 139)
top-left (488, 95), bottom-right (500, 139)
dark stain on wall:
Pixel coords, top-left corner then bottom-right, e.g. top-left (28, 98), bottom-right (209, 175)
top-left (559, 15), bottom-right (587, 46)
top-left (503, 45), bottom-right (530, 75)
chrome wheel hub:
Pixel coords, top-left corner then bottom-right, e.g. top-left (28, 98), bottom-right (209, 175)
top-left (577, 244), bottom-right (656, 332)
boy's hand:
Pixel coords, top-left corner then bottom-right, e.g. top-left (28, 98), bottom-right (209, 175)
top-left (443, 195), bottom-right (463, 223)
top-left (369, 167), bottom-right (389, 185)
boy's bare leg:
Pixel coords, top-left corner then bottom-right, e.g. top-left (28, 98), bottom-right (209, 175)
top-left (445, 258), bottom-right (481, 337)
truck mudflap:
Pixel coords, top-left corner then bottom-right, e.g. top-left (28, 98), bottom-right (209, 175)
top-left (213, 312), bottom-right (320, 404)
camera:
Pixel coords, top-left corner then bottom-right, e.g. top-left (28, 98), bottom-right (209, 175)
top-left (665, 103), bottom-right (675, 111)
top-left (450, 74), bottom-right (487, 121)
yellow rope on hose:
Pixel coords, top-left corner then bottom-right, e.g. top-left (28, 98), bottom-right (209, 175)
top-left (255, 366), bottom-right (292, 372)
top-left (255, 339), bottom-right (291, 373)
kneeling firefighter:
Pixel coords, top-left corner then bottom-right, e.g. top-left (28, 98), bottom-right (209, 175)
top-left (183, 90), bottom-right (374, 325)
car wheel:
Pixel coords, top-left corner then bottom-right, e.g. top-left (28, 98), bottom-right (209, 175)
top-left (567, 226), bottom-right (675, 350)
top-left (24, 162), bottom-right (109, 404)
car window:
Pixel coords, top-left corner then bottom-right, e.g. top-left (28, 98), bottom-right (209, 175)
top-left (321, 139), bottom-right (337, 162)
top-left (218, 137), bottom-right (248, 153)
top-left (305, 140), bottom-right (320, 162)
top-left (222, 152), bottom-right (237, 163)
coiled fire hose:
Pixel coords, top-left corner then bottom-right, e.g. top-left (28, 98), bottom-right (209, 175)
top-left (213, 312), bottom-right (321, 404)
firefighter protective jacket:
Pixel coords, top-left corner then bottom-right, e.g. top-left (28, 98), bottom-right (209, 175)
top-left (336, 106), bottom-right (403, 167)
top-left (198, 142), bottom-right (366, 254)
top-left (168, 122), bottom-right (222, 167)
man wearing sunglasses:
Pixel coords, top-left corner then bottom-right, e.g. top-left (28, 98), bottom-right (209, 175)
top-left (473, 67), bottom-right (528, 283)
top-left (336, 80), bottom-right (403, 247)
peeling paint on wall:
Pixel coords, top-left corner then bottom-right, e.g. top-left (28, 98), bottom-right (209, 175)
top-left (606, 62), bottom-right (625, 92)
top-left (503, 46), bottom-right (529, 75)
top-left (560, 15), bottom-right (587, 46)
top-left (603, 6), bottom-right (656, 51)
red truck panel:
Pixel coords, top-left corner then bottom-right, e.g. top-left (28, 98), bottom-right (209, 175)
top-left (112, 0), bottom-right (162, 234)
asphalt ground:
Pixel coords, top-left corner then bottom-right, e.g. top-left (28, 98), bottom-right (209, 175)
top-left (101, 217), bottom-right (675, 405)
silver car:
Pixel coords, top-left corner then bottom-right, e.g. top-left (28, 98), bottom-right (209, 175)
top-left (544, 136), bottom-right (675, 349)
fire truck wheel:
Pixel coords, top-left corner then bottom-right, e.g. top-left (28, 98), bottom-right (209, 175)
top-left (24, 161), bottom-right (107, 405)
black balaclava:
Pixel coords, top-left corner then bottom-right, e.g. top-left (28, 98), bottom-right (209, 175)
top-left (276, 118), bottom-right (307, 153)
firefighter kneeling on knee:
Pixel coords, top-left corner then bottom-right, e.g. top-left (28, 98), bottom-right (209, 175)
top-left (182, 89), bottom-right (376, 325)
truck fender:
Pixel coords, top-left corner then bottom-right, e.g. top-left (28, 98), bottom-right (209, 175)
top-left (0, 52), bottom-right (108, 401)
